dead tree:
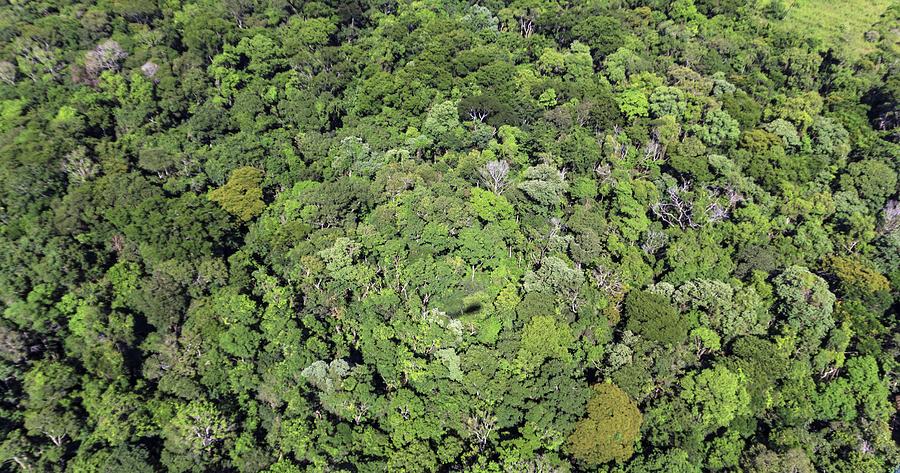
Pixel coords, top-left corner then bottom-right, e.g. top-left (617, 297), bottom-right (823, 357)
top-left (651, 181), bottom-right (698, 230)
top-left (85, 40), bottom-right (128, 80)
top-left (465, 410), bottom-right (497, 450)
top-left (480, 159), bottom-right (510, 194)
top-left (592, 265), bottom-right (625, 299)
top-left (878, 199), bottom-right (900, 236)
top-left (640, 230), bottom-right (668, 255)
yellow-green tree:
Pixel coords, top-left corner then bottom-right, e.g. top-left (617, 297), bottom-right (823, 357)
top-left (568, 383), bottom-right (642, 466)
top-left (208, 166), bottom-right (265, 222)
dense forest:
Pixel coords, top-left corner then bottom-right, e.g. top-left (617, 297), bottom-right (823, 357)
top-left (1, 0), bottom-right (899, 471)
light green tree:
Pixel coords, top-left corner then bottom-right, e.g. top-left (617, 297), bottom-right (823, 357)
top-left (680, 364), bottom-right (751, 428)
top-left (208, 166), bottom-right (266, 222)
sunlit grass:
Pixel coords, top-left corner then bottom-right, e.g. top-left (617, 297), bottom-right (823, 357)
top-left (775, 0), bottom-right (892, 59)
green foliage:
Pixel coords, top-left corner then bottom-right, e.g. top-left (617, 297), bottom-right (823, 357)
top-left (844, 355), bottom-right (891, 421)
top-left (624, 290), bottom-right (689, 346)
top-left (470, 188), bottom-right (513, 222)
top-left (517, 164), bottom-right (568, 208)
top-left (515, 314), bottom-right (575, 375)
top-left (568, 383), bottom-right (642, 466)
top-left (691, 109), bottom-right (740, 147)
top-left (839, 159), bottom-right (897, 211)
top-left (679, 364), bottom-right (751, 429)
top-left (423, 100), bottom-right (464, 151)
top-left (162, 400), bottom-right (232, 463)
top-left (745, 447), bottom-right (814, 473)
top-left (208, 166), bottom-right (266, 222)
top-left (523, 256), bottom-right (584, 299)
top-left (824, 255), bottom-right (890, 301)
top-left (617, 88), bottom-right (650, 119)
top-left (773, 266), bottom-right (837, 344)
top-left (0, 0), bottom-right (897, 471)
top-left (670, 279), bottom-right (769, 339)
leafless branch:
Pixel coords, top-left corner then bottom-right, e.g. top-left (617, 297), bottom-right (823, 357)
top-left (641, 230), bottom-right (668, 254)
top-left (465, 410), bottom-right (497, 450)
top-left (480, 160), bottom-right (510, 194)
top-left (878, 199), bottom-right (900, 236)
top-left (85, 40), bottom-right (127, 81)
top-left (651, 182), bottom-right (698, 230)
top-left (592, 265), bottom-right (624, 298)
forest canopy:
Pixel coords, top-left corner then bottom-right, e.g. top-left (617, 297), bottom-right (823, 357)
top-left (0, 0), bottom-right (899, 472)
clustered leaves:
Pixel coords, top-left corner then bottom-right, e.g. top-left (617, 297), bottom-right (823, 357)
top-left (0, 1), bottom-right (898, 472)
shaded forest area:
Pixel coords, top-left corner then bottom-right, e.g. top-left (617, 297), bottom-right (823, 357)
top-left (1, 0), bottom-right (899, 472)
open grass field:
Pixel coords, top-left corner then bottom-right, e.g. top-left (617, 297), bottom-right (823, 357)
top-left (772, 0), bottom-right (894, 58)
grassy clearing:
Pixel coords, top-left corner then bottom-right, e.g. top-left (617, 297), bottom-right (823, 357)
top-left (774, 0), bottom-right (893, 58)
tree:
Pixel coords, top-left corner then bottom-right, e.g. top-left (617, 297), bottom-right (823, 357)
top-left (85, 39), bottom-right (128, 80)
top-left (617, 88), bottom-right (650, 119)
top-left (572, 16), bottom-right (626, 59)
top-left (671, 279), bottom-right (769, 339)
top-left (208, 166), bottom-right (266, 222)
top-left (839, 159), bottom-right (897, 211)
top-left (745, 447), bottom-right (814, 473)
top-left (423, 100), bottom-right (464, 151)
top-left (809, 117), bottom-right (850, 160)
top-left (21, 361), bottom-right (82, 449)
top-left (624, 290), bottom-right (689, 346)
top-left (0, 61), bottom-right (16, 85)
top-left (523, 256), bottom-right (584, 306)
top-left (517, 164), bottom-right (568, 208)
top-left (764, 119), bottom-right (802, 150)
top-left (458, 95), bottom-right (515, 126)
top-left (691, 110), bottom-right (740, 147)
top-left (650, 86), bottom-right (690, 120)
top-left (679, 364), bottom-right (751, 429)
top-left (568, 383), bottom-right (642, 466)
top-left (773, 266), bottom-right (837, 344)
top-left (515, 315), bottom-right (575, 375)
top-left (1, 1), bottom-right (899, 470)
top-left (111, 0), bottom-right (160, 21)
top-left (823, 256), bottom-right (890, 303)
top-left (82, 382), bottom-right (152, 446)
top-left (480, 160), bottom-right (511, 194)
top-left (559, 127), bottom-right (602, 173)
top-left (162, 400), bottom-right (232, 469)
top-left (470, 188), bottom-right (514, 222)
top-left (844, 356), bottom-right (891, 421)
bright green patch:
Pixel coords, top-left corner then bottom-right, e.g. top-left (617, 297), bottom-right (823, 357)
top-left (773, 0), bottom-right (892, 58)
